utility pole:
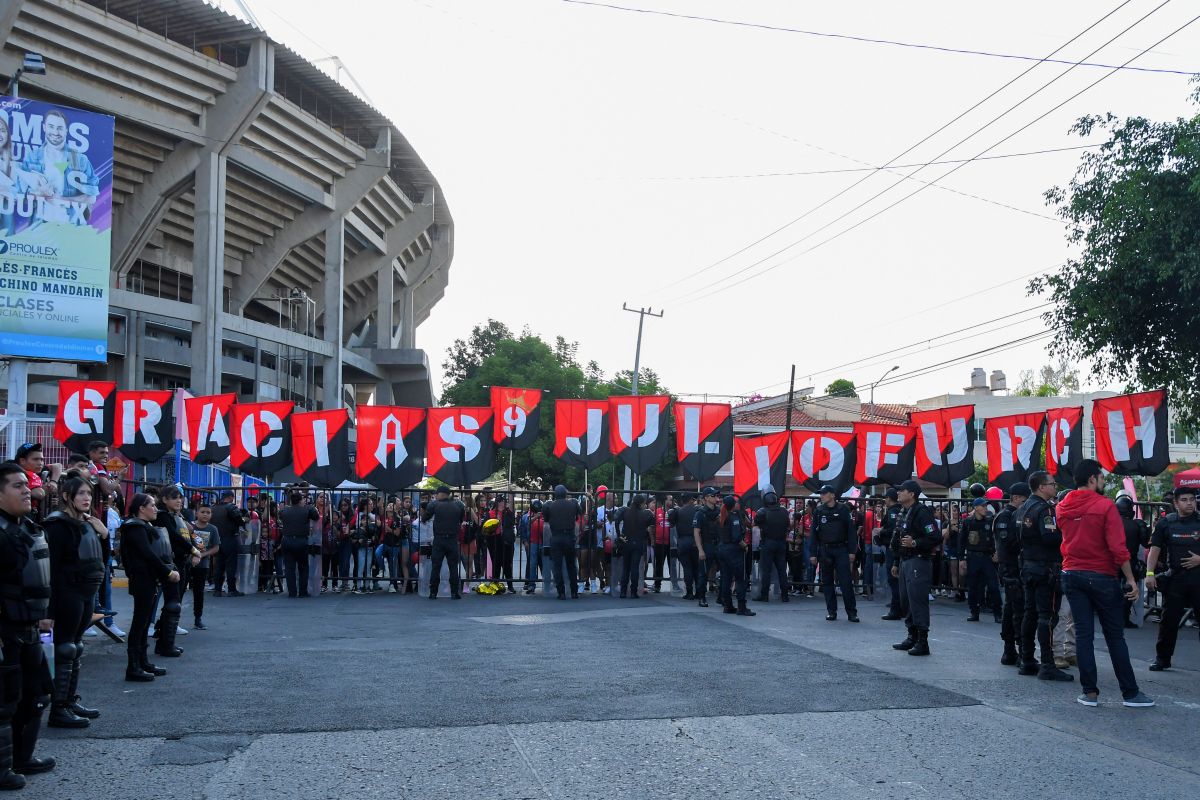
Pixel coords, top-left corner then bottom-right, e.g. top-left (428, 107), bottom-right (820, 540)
top-left (622, 303), bottom-right (663, 500)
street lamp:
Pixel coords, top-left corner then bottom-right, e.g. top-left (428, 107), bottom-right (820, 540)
top-left (5, 52), bottom-right (47, 97)
top-left (868, 365), bottom-right (899, 419)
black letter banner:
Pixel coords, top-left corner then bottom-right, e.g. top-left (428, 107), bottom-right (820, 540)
top-left (1093, 389), bottom-right (1169, 476)
top-left (356, 405), bottom-right (426, 491)
top-left (911, 405), bottom-right (975, 488)
top-left (854, 423), bottom-right (916, 487)
top-left (984, 412), bottom-right (1045, 488)
top-left (112, 390), bottom-right (174, 464)
top-left (291, 409), bottom-right (352, 488)
top-left (1045, 406), bottom-right (1084, 485)
top-left (553, 399), bottom-right (610, 470)
top-left (426, 407), bottom-right (495, 486)
top-left (184, 393), bottom-right (235, 465)
top-left (491, 386), bottom-right (542, 451)
top-left (230, 401), bottom-right (294, 476)
top-left (734, 432), bottom-right (789, 507)
top-left (54, 380), bottom-right (116, 453)
top-left (791, 429), bottom-right (856, 495)
top-left (673, 402), bottom-right (732, 483)
top-left (609, 395), bottom-right (671, 474)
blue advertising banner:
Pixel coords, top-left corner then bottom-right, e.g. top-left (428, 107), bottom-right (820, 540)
top-left (0, 96), bottom-right (114, 362)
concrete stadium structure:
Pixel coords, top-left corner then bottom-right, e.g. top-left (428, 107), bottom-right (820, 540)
top-left (0, 0), bottom-right (453, 416)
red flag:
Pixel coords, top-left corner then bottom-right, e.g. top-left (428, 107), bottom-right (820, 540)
top-left (355, 406), bottom-right (426, 491)
top-left (184, 394), bottom-right (235, 465)
top-left (1045, 406), bottom-right (1084, 485)
top-left (490, 386), bottom-right (542, 450)
top-left (553, 399), bottom-right (610, 470)
top-left (291, 409), bottom-right (352, 488)
top-left (984, 413), bottom-right (1045, 486)
top-left (791, 429), bottom-right (856, 494)
top-left (1093, 390), bottom-right (1169, 475)
top-left (853, 423), bottom-right (916, 486)
top-left (229, 401), bottom-right (294, 476)
top-left (911, 405), bottom-right (975, 487)
top-left (673, 402), bottom-right (733, 482)
top-left (112, 390), bottom-right (174, 464)
top-left (426, 407), bottom-right (495, 486)
top-left (734, 432), bottom-right (789, 506)
top-left (54, 380), bottom-right (116, 453)
top-left (609, 395), bottom-right (671, 473)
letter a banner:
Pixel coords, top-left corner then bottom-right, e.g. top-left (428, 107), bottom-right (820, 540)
top-left (1045, 406), bottom-right (1084, 485)
top-left (356, 406), bottom-right (426, 491)
top-left (426, 407), bottom-right (495, 486)
top-left (553, 399), bottom-right (610, 470)
top-left (184, 394), bottom-right (235, 465)
top-left (673, 402), bottom-right (732, 482)
top-left (491, 386), bottom-right (542, 451)
top-left (112, 390), bottom-right (174, 464)
top-left (853, 423), bottom-right (916, 487)
top-left (791, 429), bottom-right (856, 494)
top-left (229, 401), bottom-right (293, 476)
top-left (984, 413), bottom-right (1045, 487)
top-left (54, 380), bottom-right (116, 452)
top-left (911, 405), bottom-right (975, 488)
top-left (291, 409), bottom-right (351, 488)
top-left (609, 395), bottom-right (671, 474)
top-left (734, 432), bottom-right (789, 508)
top-left (1093, 389), bottom-right (1169, 476)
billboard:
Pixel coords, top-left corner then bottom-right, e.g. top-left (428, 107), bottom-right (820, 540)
top-left (0, 95), bottom-right (114, 362)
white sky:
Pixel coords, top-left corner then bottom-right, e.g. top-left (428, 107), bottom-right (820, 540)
top-left (235, 0), bottom-right (1199, 404)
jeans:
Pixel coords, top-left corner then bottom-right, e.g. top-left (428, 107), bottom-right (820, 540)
top-left (621, 545), bottom-right (644, 596)
top-left (525, 542), bottom-right (541, 588)
top-left (1061, 571), bottom-right (1141, 700)
top-left (352, 546), bottom-right (370, 590)
top-left (380, 544), bottom-right (400, 588)
top-left (337, 541), bottom-right (352, 589)
top-left (95, 562), bottom-right (114, 625)
top-left (549, 534), bottom-right (577, 596)
top-left (652, 543), bottom-right (669, 590)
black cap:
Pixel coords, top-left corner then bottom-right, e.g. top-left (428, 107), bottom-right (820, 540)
top-left (1009, 482), bottom-right (1030, 498)
top-left (972, 498), bottom-right (987, 507)
top-left (700, 487), bottom-right (720, 497)
top-left (899, 479), bottom-right (921, 494)
top-left (14, 442), bottom-right (41, 460)
top-left (722, 494), bottom-right (737, 509)
top-left (819, 484), bottom-right (836, 495)
top-left (884, 488), bottom-right (899, 500)
top-left (435, 485), bottom-right (450, 496)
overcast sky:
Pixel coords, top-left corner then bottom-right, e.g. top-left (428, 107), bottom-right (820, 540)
top-left (235, 0), bottom-right (1198, 405)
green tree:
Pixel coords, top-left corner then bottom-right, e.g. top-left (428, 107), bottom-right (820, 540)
top-left (1013, 359), bottom-right (1081, 397)
top-left (825, 378), bottom-right (857, 397)
top-left (1032, 85), bottom-right (1200, 428)
top-left (440, 319), bottom-right (512, 392)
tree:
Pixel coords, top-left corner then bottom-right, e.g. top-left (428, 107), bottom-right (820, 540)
top-left (1031, 85), bottom-right (1200, 428)
top-left (1013, 359), bottom-right (1081, 397)
top-left (825, 378), bottom-right (857, 397)
top-left (439, 319), bottom-right (512, 392)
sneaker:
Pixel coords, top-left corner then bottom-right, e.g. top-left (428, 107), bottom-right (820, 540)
top-left (107, 623), bottom-right (126, 636)
top-left (1076, 693), bottom-right (1099, 707)
top-left (176, 626), bottom-right (188, 636)
top-left (84, 627), bottom-right (98, 637)
top-left (1122, 692), bottom-right (1155, 708)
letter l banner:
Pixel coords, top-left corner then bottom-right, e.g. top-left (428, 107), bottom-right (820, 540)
top-left (673, 402), bottom-right (733, 483)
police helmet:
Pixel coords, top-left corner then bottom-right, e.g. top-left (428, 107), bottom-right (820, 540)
top-left (1114, 495), bottom-right (1134, 517)
top-left (531, 499), bottom-right (543, 512)
top-left (722, 494), bottom-right (738, 510)
top-left (762, 484), bottom-right (779, 505)
top-left (553, 484), bottom-right (568, 499)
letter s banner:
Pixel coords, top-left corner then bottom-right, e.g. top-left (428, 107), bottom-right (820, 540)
top-left (426, 407), bottom-right (495, 486)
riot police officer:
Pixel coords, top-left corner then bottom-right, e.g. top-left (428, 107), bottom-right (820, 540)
top-left (1145, 483), bottom-right (1200, 671)
top-left (692, 487), bottom-right (721, 608)
top-left (0, 461), bottom-right (56, 788)
top-left (1015, 471), bottom-right (1073, 681)
top-left (961, 498), bottom-right (1001, 623)
top-left (890, 480), bottom-right (939, 656)
top-left (878, 488), bottom-right (903, 620)
top-left (672, 493), bottom-right (700, 599)
top-left (717, 496), bottom-right (755, 616)
top-left (543, 485), bottom-right (582, 600)
top-left (994, 482), bottom-right (1029, 665)
top-left (754, 486), bottom-right (790, 603)
top-left (810, 486), bottom-right (859, 622)
top-left (421, 486), bottom-right (465, 599)
top-left (1115, 493), bottom-right (1149, 628)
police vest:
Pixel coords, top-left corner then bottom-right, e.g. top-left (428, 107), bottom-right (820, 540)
top-left (993, 507), bottom-right (1021, 567)
top-left (694, 507), bottom-right (720, 546)
top-left (44, 512), bottom-right (104, 584)
top-left (758, 505), bottom-right (790, 542)
top-left (543, 499), bottom-right (580, 536)
top-left (0, 515), bottom-right (52, 625)
top-left (815, 504), bottom-right (851, 546)
top-left (428, 500), bottom-right (465, 537)
top-left (961, 515), bottom-right (993, 553)
top-left (1158, 513), bottom-right (1200, 578)
top-left (151, 524), bottom-right (174, 566)
top-left (1016, 497), bottom-right (1060, 564)
top-left (674, 504), bottom-right (697, 546)
top-left (719, 514), bottom-right (744, 545)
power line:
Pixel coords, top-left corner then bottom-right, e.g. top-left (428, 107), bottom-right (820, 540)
top-left (560, 0), bottom-right (1197, 75)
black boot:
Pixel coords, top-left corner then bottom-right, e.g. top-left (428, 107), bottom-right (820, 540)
top-left (737, 598), bottom-right (756, 617)
top-left (12, 709), bottom-right (54, 775)
top-left (139, 648), bottom-right (166, 677)
top-left (66, 656), bottom-right (100, 720)
top-left (722, 597), bottom-right (737, 614)
top-left (908, 629), bottom-right (930, 656)
top-left (155, 609), bottom-right (183, 657)
top-left (1037, 664), bottom-right (1074, 682)
top-left (0, 701), bottom-right (23, 791)
top-left (1000, 640), bottom-right (1019, 666)
top-left (126, 653), bottom-right (154, 682)
top-left (48, 653), bottom-right (88, 728)
top-left (892, 627), bottom-right (917, 650)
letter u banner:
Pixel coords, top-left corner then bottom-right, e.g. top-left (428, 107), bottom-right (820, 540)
top-left (609, 395), bottom-right (670, 474)
top-left (1093, 389), bottom-right (1169, 476)
top-left (355, 406), bottom-right (426, 491)
top-left (734, 432), bottom-right (789, 508)
top-left (911, 405), bottom-right (975, 488)
top-left (553, 399), bottom-right (610, 470)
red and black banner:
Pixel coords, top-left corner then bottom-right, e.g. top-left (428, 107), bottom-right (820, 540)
top-left (984, 412), bottom-right (1045, 487)
top-left (1045, 406), bottom-right (1084, 485)
top-left (791, 429), bottom-right (856, 495)
top-left (112, 390), bottom-right (174, 464)
top-left (553, 399), bottom-right (610, 470)
top-left (491, 386), bottom-right (542, 451)
top-left (54, 380), bottom-right (116, 453)
top-left (854, 423), bottom-right (916, 487)
top-left (184, 394), bottom-right (236, 465)
top-left (229, 401), bottom-right (294, 476)
top-left (734, 432), bottom-right (789, 507)
top-left (609, 395), bottom-right (671, 474)
top-left (673, 402), bottom-right (733, 482)
top-left (426, 407), bottom-right (495, 486)
top-left (291, 409), bottom-right (352, 488)
top-left (356, 406), bottom-right (426, 491)
top-left (911, 405), bottom-right (975, 488)
top-left (1093, 389), bottom-right (1169, 476)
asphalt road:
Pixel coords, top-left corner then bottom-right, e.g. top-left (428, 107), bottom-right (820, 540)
top-left (27, 583), bottom-right (1200, 800)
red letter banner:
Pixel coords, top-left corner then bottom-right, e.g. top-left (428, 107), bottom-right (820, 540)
top-left (426, 407), bottom-right (495, 486)
top-left (1045, 406), bottom-right (1084, 485)
top-left (1093, 389), bottom-right (1169, 476)
top-left (491, 386), bottom-right (542, 451)
top-left (54, 380), bottom-right (116, 453)
top-left (291, 409), bottom-right (351, 488)
top-left (184, 394), bottom-right (235, 465)
top-left (112, 390), bottom-right (174, 464)
top-left (853, 423), bottom-right (916, 487)
top-left (734, 432), bottom-right (789, 507)
top-left (553, 399), bottom-right (610, 470)
top-left (356, 406), bottom-right (426, 491)
top-left (911, 405), bottom-right (975, 487)
top-left (984, 413), bottom-right (1045, 487)
top-left (609, 395), bottom-right (671, 474)
top-left (791, 429), bottom-right (856, 494)
top-left (674, 402), bottom-right (732, 483)
top-left (230, 401), bottom-right (294, 476)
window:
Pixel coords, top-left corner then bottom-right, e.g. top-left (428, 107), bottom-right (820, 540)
top-left (1170, 424), bottom-right (1199, 447)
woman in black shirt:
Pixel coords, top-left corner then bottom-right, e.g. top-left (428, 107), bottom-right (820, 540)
top-left (120, 494), bottom-right (179, 681)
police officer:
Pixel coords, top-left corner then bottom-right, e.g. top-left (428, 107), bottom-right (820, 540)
top-left (878, 488), bottom-right (904, 620)
top-left (692, 488), bottom-right (721, 608)
top-left (994, 482), bottom-right (1029, 665)
top-left (1015, 471), bottom-right (1073, 681)
top-left (754, 486), bottom-right (790, 603)
top-left (1115, 492), bottom-right (1149, 628)
top-left (961, 498), bottom-right (1001, 623)
top-left (810, 486), bottom-right (859, 623)
top-left (671, 493), bottom-right (700, 599)
top-left (543, 485), bottom-right (582, 600)
top-left (0, 461), bottom-right (56, 788)
top-left (890, 480), bottom-right (939, 656)
top-left (1145, 482), bottom-right (1200, 671)
top-left (421, 486), bottom-right (464, 599)
top-left (716, 496), bottom-right (755, 616)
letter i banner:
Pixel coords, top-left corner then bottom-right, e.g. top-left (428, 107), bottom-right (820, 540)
top-left (791, 429), bottom-right (856, 494)
top-left (674, 402), bottom-right (732, 482)
top-left (734, 432), bottom-right (789, 509)
top-left (491, 386), bottom-right (542, 451)
top-left (609, 395), bottom-right (671, 473)
top-left (911, 405), bottom-right (975, 488)
top-left (553, 399), bottom-right (610, 470)
top-left (291, 409), bottom-right (351, 488)
top-left (1092, 389), bottom-right (1169, 476)
top-left (426, 407), bottom-right (495, 486)
top-left (355, 406), bottom-right (426, 491)
top-left (184, 394), bottom-right (235, 465)
top-left (229, 401), bottom-right (294, 476)
top-left (1045, 406), bottom-right (1083, 485)
top-left (112, 391), bottom-right (175, 464)
top-left (853, 422), bottom-right (916, 487)
top-left (54, 380), bottom-right (116, 452)
top-left (984, 412), bottom-right (1045, 487)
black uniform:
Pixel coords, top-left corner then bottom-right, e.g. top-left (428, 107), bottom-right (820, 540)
top-left (717, 511), bottom-right (748, 607)
top-left (422, 498), bottom-right (465, 598)
top-left (1151, 511), bottom-right (1200, 664)
top-left (620, 508), bottom-right (653, 597)
top-left (1015, 496), bottom-right (1061, 668)
top-left (672, 502), bottom-right (699, 598)
top-left (119, 518), bottom-right (175, 677)
top-left (1120, 514), bottom-right (1149, 626)
top-left (890, 503), bottom-right (939, 631)
top-left (812, 502), bottom-right (857, 619)
top-left (755, 504), bottom-right (791, 601)
top-left (960, 512), bottom-right (1001, 619)
top-left (994, 504), bottom-right (1025, 658)
top-left (210, 501), bottom-right (248, 594)
top-left (692, 505), bottom-right (720, 602)
top-left (279, 505), bottom-right (318, 598)
top-left (0, 510), bottom-right (53, 780)
top-left (153, 510), bottom-right (194, 654)
top-left (878, 503), bottom-right (903, 616)
top-left (43, 513), bottom-right (104, 725)
top-left (543, 498), bottom-right (581, 598)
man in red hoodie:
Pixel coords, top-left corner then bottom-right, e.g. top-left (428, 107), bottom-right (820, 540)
top-left (1057, 459), bottom-right (1154, 708)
